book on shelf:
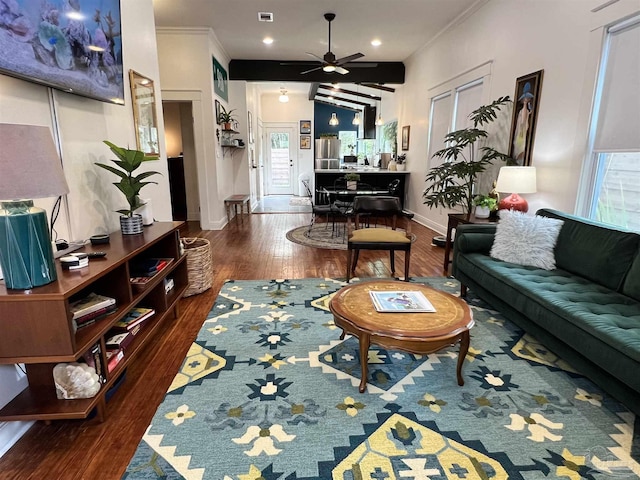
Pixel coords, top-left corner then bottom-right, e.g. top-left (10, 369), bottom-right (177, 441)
top-left (75, 304), bottom-right (118, 329)
top-left (106, 348), bottom-right (125, 372)
top-left (70, 292), bottom-right (116, 321)
top-left (105, 331), bottom-right (135, 351)
top-left (112, 307), bottom-right (155, 332)
top-left (369, 290), bottom-right (436, 313)
top-left (82, 342), bottom-right (106, 383)
top-left (130, 258), bottom-right (171, 278)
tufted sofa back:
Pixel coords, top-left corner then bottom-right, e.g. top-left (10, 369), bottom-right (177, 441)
top-left (537, 209), bottom-right (640, 294)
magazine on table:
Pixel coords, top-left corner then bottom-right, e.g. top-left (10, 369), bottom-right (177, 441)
top-left (369, 290), bottom-right (436, 313)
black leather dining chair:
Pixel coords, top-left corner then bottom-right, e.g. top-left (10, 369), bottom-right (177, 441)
top-left (346, 196), bottom-right (414, 282)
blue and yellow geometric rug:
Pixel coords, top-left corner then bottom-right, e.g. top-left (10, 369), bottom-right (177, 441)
top-left (123, 278), bottom-right (640, 479)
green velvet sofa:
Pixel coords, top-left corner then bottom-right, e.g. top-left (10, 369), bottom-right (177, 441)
top-left (452, 208), bottom-right (640, 414)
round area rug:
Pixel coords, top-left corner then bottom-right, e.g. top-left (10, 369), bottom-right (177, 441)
top-left (286, 224), bottom-right (416, 250)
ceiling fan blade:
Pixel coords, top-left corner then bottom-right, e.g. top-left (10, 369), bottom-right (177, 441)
top-left (343, 62), bottom-right (378, 68)
top-left (335, 66), bottom-right (349, 75)
top-left (306, 52), bottom-right (326, 62)
top-left (301, 66), bottom-right (323, 75)
top-left (280, 62), bottom-right (319, 66)
top-left (335, 53), bottom-right (364, 65)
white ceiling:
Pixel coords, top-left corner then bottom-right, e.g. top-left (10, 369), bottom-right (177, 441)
top-left (152, 0), bottom-right (482, 98)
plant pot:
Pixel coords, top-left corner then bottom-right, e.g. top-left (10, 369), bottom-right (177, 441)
top-left (387, 160), bottom-right (397, 171)
top-left (396, 163), bottom-right (406, 171)
top-left (475, 206), bottom-right (490, 218)
top-left (222, 122), bottom-right (232, 131)
top-left (347, 181), bottom-right (357, 190)
top-left (120, 214), bottom-right (144, 235)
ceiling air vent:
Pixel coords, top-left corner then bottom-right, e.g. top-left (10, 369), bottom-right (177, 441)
top-left (258, 12), bottom-right (274, 22)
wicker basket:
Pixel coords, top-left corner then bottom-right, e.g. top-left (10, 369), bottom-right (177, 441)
top-left (182, 237), bottom-right (213, 297)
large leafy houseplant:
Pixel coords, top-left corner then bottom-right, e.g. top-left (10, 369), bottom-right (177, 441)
top-left (96, 141), bottom-right (160, 218)
top-left (423, 96), bottom-right (513, 217)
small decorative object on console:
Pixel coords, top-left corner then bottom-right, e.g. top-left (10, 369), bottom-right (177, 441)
top-left (53, 362), bottom-right (101, 399)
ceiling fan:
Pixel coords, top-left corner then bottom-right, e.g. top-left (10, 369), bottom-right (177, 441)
top-left (285, 13), bottom-right (375, 75)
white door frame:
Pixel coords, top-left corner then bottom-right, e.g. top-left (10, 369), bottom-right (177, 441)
top-left (264, 122), bottom-right (297, 195)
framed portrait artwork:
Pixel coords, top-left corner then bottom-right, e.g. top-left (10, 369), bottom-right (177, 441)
top-left (508, 69), bottom-right (544, 166)
top-left (300, 135), bottom-right (311, 149)
top-left (300, 120), bottom-right (311, 134)
top-left (401, 125), bottom-right (410, 151)
top-left (215, 100), bottom-right (221, 125)
top-left (212, 56), bottom-right (228, 101)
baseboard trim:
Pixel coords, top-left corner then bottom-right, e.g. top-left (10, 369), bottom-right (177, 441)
top-left (0, 421), bottom-right (33, 458)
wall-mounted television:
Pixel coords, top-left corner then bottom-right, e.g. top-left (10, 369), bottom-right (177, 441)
top-left (0, 0), bottom-right (124, 104)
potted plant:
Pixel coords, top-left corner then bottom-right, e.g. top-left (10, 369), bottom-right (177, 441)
top-left (423, 96), bottom-right (514, 218)
top-left (473, 194), bottom-right (498, 218)
top-left (344, 172), bottom-right (360, 190)
top-left (96, 141), bottom-right (160, 235)
top-left (396, 153), bottom-right (407, 171)
top-left (218, 105), bottom-right (237, 131)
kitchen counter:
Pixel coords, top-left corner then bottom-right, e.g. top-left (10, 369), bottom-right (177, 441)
top-left (315, 168), bottom-right (409, 174)
top-left (314, 170), bottom-right (410, 207)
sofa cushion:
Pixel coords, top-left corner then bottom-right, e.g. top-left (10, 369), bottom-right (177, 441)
top-left (490, 210), bottom-right (563, 270)
top-left (622, 254), bottom-right (640, 302)
top-left (537, 209), bottom-right (640, 291)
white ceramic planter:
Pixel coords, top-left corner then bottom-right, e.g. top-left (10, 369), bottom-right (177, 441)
top-left (475, 206), bottom-right (490, 218)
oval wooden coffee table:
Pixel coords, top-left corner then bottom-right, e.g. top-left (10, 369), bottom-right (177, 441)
top-left (329, 280), bottom-right (474, 393)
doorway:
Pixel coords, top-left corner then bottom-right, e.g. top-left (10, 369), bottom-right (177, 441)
top-left (162, 100), bottom-right (200, 222)
top-left (264, 124), bottom-right (296, 195)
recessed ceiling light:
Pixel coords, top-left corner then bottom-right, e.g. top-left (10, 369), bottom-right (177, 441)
top-left (371, 39), bottom-right (382, 47)
top-left (263, 37), bottom-right (274, 45)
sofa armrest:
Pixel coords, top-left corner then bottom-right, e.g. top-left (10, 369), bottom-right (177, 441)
top-left (454, 224), bottom-right (497, 254)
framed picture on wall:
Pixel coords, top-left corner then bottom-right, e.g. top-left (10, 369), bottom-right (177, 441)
top-left (300, 120), bottom-right (311, 134)
top-left (215, 100), bottom-right (222, 125)
top-left (212, 56), bottom-right (228, 101)
top-left (508, 69), bottom-right (544, 166)
top-left (300, 135), bottom-right (311, 149)
top-left (401, 125), bottom-right (410, 151)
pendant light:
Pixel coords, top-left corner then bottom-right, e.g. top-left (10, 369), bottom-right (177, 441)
top-left (278, 88), bottom-right (289, 103)
top-left (329, 112), bottom-right (339, 126)
top-left (352, 111), bottom-right (361, 125)
top-left (376, 99), bottom-right (384, 125)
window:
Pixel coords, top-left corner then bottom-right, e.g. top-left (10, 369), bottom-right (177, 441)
top-left (427, 79), bottom-right (484, 168)
top-left (338, 130), bottom-right (357, 157)
top-left (581, 15), bottom-right (640, 231)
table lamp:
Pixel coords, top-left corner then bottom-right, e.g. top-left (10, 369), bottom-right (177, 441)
top-left (0, 124), bottom-right (70, 290)
top-left (495, 166), bottom-right (537, 213)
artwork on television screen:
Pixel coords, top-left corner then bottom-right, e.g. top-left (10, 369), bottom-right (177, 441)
top-left (0, 0), bottom-right (124, 104)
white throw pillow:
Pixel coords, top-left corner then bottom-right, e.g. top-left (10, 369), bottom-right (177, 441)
top-left (490, 210), bottom-right (564, 270)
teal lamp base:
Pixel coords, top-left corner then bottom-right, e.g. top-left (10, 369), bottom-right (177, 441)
top-left (0, 201), bottom-right (57, 290)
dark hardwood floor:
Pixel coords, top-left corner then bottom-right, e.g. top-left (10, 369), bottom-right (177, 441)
top-left (0, 213), bottom-right (445, 479)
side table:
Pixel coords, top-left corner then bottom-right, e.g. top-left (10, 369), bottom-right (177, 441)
top-left (444, 213), bottom-right (498, 274)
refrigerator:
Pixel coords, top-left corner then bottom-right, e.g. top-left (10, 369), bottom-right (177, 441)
top-left (315, 138), bottom-right (341, 169)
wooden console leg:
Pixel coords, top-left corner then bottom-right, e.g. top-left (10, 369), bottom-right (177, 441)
top-left (460, 284), bottom-right (468, 298)
top-left (358, 333), bottom-right (370, 393)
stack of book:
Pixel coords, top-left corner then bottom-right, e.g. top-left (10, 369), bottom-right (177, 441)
top-left (104, 307), bottom-right (155, 372)
top-left (130, 258), bottom-right (171, 291)
top-left (70, 293), bottom-right (117, 330)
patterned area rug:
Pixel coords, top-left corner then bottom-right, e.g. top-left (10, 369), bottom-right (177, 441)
top-left (124, 278), bottom-right (640, 480)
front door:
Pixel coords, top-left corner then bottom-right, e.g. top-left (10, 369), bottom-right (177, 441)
top-left (265, 125), bottom-right (296, 195)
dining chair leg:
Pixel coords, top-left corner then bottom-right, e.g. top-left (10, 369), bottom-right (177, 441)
top-left (346, 248), bottom-right (353, 282)
top-left (404, 249), bottom-right (411, 281)
top-left (352, 250), bottom-right (360, 274)
top-left (389, 249), bottom-right (396, 275)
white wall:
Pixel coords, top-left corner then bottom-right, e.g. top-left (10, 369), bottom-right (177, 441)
top-left (260, 93), bottom-right (315, 195)
top-left (400, 0), bottom-right (640, 233)
top-left (0, 0), bottom-right (170, 455)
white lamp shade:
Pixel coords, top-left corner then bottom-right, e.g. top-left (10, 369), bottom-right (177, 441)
top-left (0, 123), bottom-right (69, 200)
top-left (495, 166), bottom-right (537, 194)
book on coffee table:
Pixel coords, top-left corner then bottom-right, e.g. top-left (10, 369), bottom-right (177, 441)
top-left (369, 290), bottom-right (436, 313)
